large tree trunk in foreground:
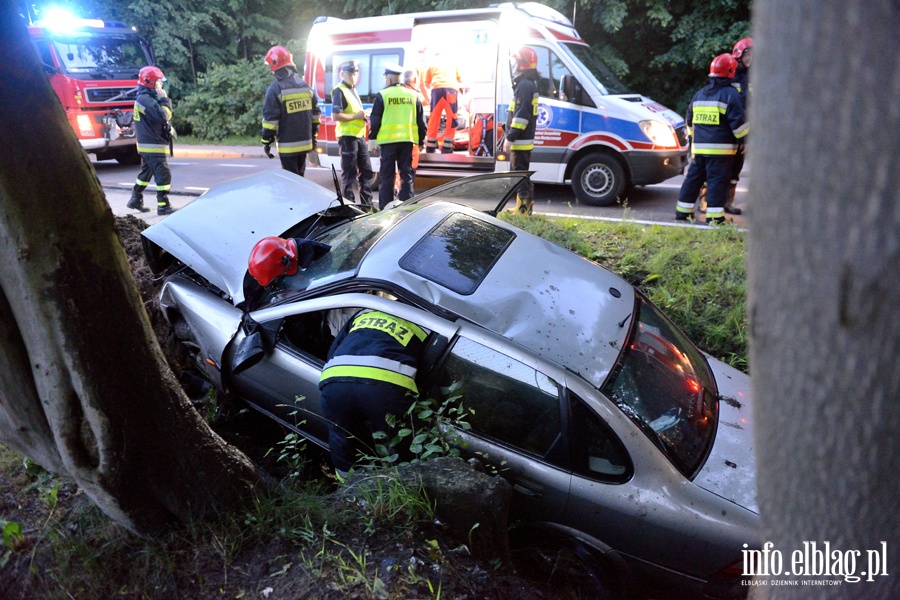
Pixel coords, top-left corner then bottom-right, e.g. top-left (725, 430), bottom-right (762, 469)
top-left (748, 1), bottom-right (898, 596)
top-left (0, 2), bottom-right (261, 534)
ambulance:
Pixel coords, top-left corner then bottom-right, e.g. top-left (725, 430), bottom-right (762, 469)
top-left (28, 11), bottom-right (156, 164)
top-left (305, 2), bottom-right (688, 206)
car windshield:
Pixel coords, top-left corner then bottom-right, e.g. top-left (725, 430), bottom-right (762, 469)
top-left (260, 208), bottom-right (408, 305)
top-left (52, 33), bottom-right (149, 74)
top-left (560, 43), bottom-right (630, 96)
top-left (603, 295), bottom-right (717, 478)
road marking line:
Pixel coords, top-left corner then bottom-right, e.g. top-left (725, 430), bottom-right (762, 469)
top-left (168, 162), bottom-right (195, 166)
top-left (218, 164), bottom-right (257, 168)
top-left (185, 186), bottom-right (209, 192)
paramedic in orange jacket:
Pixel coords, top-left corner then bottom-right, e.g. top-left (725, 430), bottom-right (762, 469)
top-left (424, 50), bottom-right (463, 154)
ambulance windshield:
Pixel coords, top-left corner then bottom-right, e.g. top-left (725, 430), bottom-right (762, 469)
top-left (560, 43), bottom-right (630, 96)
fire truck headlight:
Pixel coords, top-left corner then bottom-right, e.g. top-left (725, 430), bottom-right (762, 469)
top-left (76, 115), bottom-right (94, 137)
top-left (640, 120), bottom-right (678, 148)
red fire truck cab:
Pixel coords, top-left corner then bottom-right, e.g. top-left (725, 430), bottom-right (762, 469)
top-left (29, 17), bottom-right (156, 164)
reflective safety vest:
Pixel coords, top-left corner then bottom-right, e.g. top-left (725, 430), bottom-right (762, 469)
top-left (332, 82), bottom-right (366, 138)
top-left (320, 310), bottom-right (427, 393)
top-left (376, 86), bottom-right (418, 144)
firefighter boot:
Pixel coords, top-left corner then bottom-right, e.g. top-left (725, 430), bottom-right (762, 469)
top-left (724, 182), bottom-right (742, 215)
top-left (126, 187), bottom-right (149, 213)
top-left (157, 193), bottom-right (175, 216)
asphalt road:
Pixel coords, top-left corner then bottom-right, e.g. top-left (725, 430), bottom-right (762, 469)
top-left (94, 150), bottom-right (749, 228)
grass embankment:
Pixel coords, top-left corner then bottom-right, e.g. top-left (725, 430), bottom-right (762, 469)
top-left (0, 217), bottom-right (747, 598)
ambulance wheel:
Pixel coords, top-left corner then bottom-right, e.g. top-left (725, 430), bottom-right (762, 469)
top-left (572, 153), bottom-right (625, 206)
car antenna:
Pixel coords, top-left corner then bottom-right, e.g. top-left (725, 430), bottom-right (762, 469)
top-left (331, 165), bottom-right (345, 206)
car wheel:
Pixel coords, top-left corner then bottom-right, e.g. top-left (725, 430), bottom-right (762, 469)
top-left (571, 152), bottom-right (626, 206)
top-left (511, 529), bottom-right (626, 599)
top-left (115, 147), bottom-right (142, 165)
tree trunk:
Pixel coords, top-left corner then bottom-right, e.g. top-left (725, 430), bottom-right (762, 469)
top-left (748, 0), bottom-right (898, 596)
top-left (0, 3), bottom-right (262, 535)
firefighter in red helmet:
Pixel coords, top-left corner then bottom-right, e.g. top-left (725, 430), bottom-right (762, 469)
top-left (127, 66), bottom-right (175, 215)
top-left (248, 236), bottom-right (331, 288)
top-left (724, 37), bottom-right (753, 215)
top-left (675, 54), bottom-right (748, 225)
top-left (504, 46), bottom-right (540, 215)
top-left (261, 46), bottom-right (321, 177)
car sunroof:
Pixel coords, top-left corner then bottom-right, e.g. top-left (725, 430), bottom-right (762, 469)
top-left (399, 212), bottom-right (515, 295)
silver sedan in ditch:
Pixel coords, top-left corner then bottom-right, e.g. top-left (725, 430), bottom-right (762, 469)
top-left (142, 170), bottom-right (759, 599)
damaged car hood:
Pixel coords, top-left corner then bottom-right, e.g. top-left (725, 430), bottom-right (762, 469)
top-left (142, 170), bottom-right (340, 305)
top-left (693, 357), bottom-right (757, 513)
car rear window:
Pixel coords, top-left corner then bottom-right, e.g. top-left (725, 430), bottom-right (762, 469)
top-left (399, 213), bottom-right (514, 295)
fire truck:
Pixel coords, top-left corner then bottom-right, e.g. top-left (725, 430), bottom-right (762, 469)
top-left (306, 2), bottom-right (689, 205)
top-left (28, 14), bottom-right (156, 164)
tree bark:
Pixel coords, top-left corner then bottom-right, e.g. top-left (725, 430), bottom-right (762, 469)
top-left (748, 1), bottom-right (899, 596)
top-left (0, 2), bottom-right (262, 535)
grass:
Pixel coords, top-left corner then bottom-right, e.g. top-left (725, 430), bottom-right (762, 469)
top-left (175, 134), bottom-right (257, 146)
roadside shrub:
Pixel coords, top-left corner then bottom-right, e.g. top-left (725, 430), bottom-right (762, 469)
top-left (175, 60), bottom-right (271, 141)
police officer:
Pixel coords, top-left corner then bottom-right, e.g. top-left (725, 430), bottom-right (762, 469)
top-left (128, 66), bottom-right (175, 215)
top-left (332, 60), bottom-right (374, 208)
top-left (675, 54), bottom-right (749, 225)
top-left (725, 37), bottom-right (753, 215)
top-left (369, 63), bottom-right (426, 209)
top-left (261, 45), bottom-right (320, 177)
top-left (504, 47), bottom-right (540, 215)
top-left (319, 309), bottom-right (428, 478)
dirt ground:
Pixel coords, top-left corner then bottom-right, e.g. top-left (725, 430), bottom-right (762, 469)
top-left (0, 216), bottom-right (568, 599)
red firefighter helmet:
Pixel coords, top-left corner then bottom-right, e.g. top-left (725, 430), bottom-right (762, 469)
top-left (248, 237), bottom-right (298, 287)
top-left (138, 66), bottom-right (165, 87)
top-left (732, 37), bottom-right (753, 59)
top-left (265, 46), bottom-right (294, 72)
top-left (512, 46), bottom-right (538, 71)
top-left (709, 53), bottom-right (738, 78)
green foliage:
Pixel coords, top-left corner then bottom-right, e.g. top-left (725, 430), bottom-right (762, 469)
top-left (360, 385), bottom-right (472, 471)
top-left (175, 60), bottom-right (272, 140)
top-left (503, 214), bottom-right (748, 371)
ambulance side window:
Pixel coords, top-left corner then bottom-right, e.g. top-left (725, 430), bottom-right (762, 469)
top-left (529, 46), bottom-right (573, 101)
top-left (332, 51), bottom-right (402, 104)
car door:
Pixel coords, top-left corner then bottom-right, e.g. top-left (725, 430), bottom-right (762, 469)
top-left (421, 326), bottom-right (571, 522)
top-left (394, 171), bottom-right (529, 216)
top-left (228, 291), bottom-right (460, 450)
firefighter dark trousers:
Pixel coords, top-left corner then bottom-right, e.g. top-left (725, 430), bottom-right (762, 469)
top-left (378, 142), bottom-right (414, 209)
top-left (320, 380), bottom-right (417, 473)
top-left (134, 154), bottom-right (172, 209)
top-left (339, 136), bottom-right (374, 207)
top-left (678, 154), bottom-right (734, 221)
top-left (511, 149), bottom-right (534, 214)
top-left (279, 152), bottom-right (308, 177)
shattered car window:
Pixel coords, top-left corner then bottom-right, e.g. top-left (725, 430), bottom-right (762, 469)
top-left (262, 209), bottom-right (407, 305)
top-left (603, 295), bottom-right (717, 478)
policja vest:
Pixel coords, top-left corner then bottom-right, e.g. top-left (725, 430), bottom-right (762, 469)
top-left (376, 85), bottom-right (418, 144)
top-left (332, 81), bottom-right (366, 138)
top-left (320, 310), bottom-right (427, 393)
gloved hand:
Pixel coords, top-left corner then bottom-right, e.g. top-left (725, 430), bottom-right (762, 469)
top-left (263, 143), bottom-right (274, 159)
top-left (367, 139), bottom-right (378, 154)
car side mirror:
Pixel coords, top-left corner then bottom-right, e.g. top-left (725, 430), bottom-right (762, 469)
top-left (42, 63), bottom-right (57, 75)
top-left (560, 74), bottom-right (578, 104)
top-left (232, 331), bottom-right (266, 375)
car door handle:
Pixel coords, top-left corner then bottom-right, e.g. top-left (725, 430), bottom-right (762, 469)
top-left (513, 479), bottom-right (544, 498)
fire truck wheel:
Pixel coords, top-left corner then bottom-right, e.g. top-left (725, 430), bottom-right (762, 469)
top-left (115, 148), bottom-right (142, 165)
top-left (571, 152), bottom-right (626, 206)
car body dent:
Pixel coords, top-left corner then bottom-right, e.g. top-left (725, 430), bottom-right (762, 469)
top-left (143, 170), bottom-right (340, 304)
top-left (693, 357), bottom-right (757, 513)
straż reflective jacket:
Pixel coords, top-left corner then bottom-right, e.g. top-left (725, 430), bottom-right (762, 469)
top-left (685, 78), bottom-right (748, 156)
top-left (133, 86), bottom-right (172, 155)
top-left (261, 66), bottom-right (321, 154)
